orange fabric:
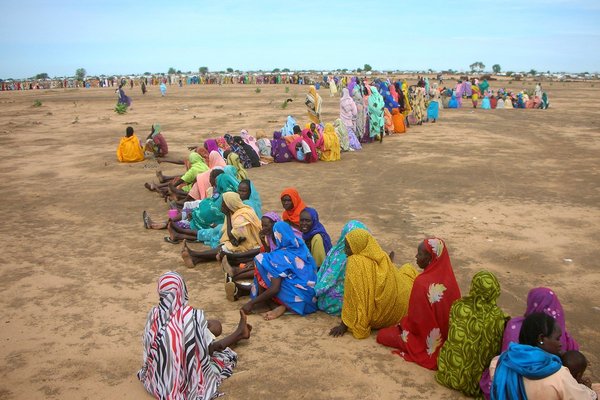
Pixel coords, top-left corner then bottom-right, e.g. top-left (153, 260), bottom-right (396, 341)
top-left (280, 188), bottom-right (306, 225)
top-left (384, 109), bottom-right (394, 133)
top-left (117, 134), bottom-right (144, 162)
top-left (392, 109), bottom-right (406, 133)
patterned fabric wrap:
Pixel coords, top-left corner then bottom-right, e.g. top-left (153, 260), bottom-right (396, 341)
top-left (315, 220), bottom-right (368, 315)
top-left (251, 222), bottom-right (318, 315)
top-left (435, 271), bottom-right (508, 397)
top-left (137, 272), bottom-right (237, 400)
top-left (376, 237), bottom-right (461, 370)
top-left (342, 229), bottom-right (417, 339)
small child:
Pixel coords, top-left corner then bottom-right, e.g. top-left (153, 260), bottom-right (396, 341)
top-left (561, 350), bottom-right (590, 386)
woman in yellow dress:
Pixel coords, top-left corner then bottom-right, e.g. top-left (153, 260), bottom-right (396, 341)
top-left (329, 229), bottom-right (417, 339)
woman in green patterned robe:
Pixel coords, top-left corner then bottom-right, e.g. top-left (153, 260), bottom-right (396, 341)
top-left (435, 270), bottom-right (508, 398)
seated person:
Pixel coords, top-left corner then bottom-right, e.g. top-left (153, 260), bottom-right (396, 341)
top-left (165, 171), bottom-right (238, 243)
top-left (329, 229), bottom-right (416, 339)
top-left (144, 152), bottom-right (208, 199)
top-left (241, 222), bottom-right (318, 320)
top-left (562, 351), bottom-right (591, 387)
top-left (376, 237), bottom-right (461, 370)
top-left (180, 191), bottom-right (262, 267)
top-left (489, 313), bottom-right (598, 399)
top-left (138, 272), bottom-right (251, 400)
top-left (116, 126), bottom-right (144, 162)
top-left (435, 271), bottom-right (508, 397)
top-left (144, 123), bottom-right (168, 157)
top-left (299, 207), bottom-right (332, 269)
top-left (316, 220), bottom-right (368, 315)
top-left (280, 187), bottom-right (306, 229)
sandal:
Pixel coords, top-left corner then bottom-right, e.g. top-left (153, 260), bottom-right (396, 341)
top-left (143, 211), bottom-right (150, 229)
top-left (225, 281), bottom-right (238, 302)
top-left (164, 236), bottom-right (181, 244)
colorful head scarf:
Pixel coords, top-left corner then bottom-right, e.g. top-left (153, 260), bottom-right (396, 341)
top-left (137, 272), bottom-right (237, 399)
top-left (501, 287), bottom-right (579, 353)
top-left (262, 211), bottom-right (282, 250)
top-left (301, 207), bottom-right (332, 254)
top-left (204, 139), bottom-right (219, 154)
top-left (226, 152), bottom-right (249, 181)
top-left (208, 150), bottom-right (226, 168)
top-left (491, 343), bottom-right (562, 400)
top-left (342, 229), bottom-right (417, 339)
top-left (315, 220), bottom-right (368, 315)
top-left (239, 179), bottom-right (262, 218)
top-left (280, 188), bottom-right (306, 225)
top-left (436, 271), bottom-right (508, 397)
top-left (376, 237), bottom-right (461, 370)
top-left (251, 222), bottom-right (318, 315)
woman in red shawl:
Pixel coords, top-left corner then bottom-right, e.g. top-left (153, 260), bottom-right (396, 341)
top-left (280, 188), bottom-right (306, 228)
top-left (376, 237), bottom-right (461, 370)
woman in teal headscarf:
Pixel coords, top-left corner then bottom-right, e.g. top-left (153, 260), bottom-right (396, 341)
top-left (196, 179), bottom-right (262, 248)
top-left (315, 220), bottom-right (368, 315)
top-left (368, 86), bottom-right (385, 139)
top-left (165, 171), bottom-right (239, 243)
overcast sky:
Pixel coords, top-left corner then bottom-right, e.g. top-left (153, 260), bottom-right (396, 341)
top-left (1, 0), bottom-right (599, 78)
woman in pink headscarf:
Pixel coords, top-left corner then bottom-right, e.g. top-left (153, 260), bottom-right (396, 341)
top-left (479, 287), bottom-right (580, 399)
top-left (339, 88), bottom-right (358, 132)
top-left (189, 151), bottom-right (227, 200)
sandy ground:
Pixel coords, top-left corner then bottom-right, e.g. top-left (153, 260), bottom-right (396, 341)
top-left (0, 80), bottom-right (599, 399)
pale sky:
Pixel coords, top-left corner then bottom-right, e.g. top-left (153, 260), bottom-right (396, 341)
top-left (1, 0), bottom-right (599, 79)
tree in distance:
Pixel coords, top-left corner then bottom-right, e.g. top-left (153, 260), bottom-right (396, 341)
top-left (492, 64), bottom-right (501, 74)
top-left (363, 64), bottom-right (372, 72)
top-left (469, 62), bottom-right (485, 73)
top-left (75, 68), bottom-right (86, 81)
top-left (227, 68), bottom-right (234, 73)
top-left (35, 73), bottom-right (49, 80)
top-left (199, 67), bottom-right (209, 75)
top-left (168, 67), bottom-right (176, 74)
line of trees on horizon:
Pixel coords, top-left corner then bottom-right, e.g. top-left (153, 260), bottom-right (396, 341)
top-left (3, 64), bottom-right (597, 82)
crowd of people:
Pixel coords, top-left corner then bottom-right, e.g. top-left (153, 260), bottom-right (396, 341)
top-left (113, 79), bottom-right (595, 400)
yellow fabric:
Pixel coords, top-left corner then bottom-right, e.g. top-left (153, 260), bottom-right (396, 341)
top-left (310, 234), bottom-right (326, 268)
top-left (319, 123), bottom-right (340, 161)
top-left (226, 153), bottom-right (248, 181)
top-left (220, 192), bottom-right (261, 252)
top-left (306, 86), bottom-right (322, 124)
top-left (116, 134), bottom-right (144, 162)
top-left (402, 80), bottom-right (412, 116)
top-left (342, 229), bottom-right (417, 339)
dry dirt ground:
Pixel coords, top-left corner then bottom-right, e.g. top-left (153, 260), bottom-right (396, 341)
top-left (0, 80), bottom-right (599, 399)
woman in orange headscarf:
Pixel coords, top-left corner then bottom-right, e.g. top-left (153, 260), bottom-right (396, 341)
top-left (391, 109), bottom-right (406, 133)
top-left (280, 188), bottom-right (306, 228)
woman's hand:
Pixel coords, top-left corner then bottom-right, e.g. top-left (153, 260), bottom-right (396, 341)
top-left (329, 322), bottom-right (348, 337)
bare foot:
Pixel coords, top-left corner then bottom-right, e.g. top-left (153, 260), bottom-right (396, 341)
top-left (156, 170), bottom-right (165, 182)
top-left (262, 304), bottom-right (286, 321)
top-left (144, 182), bottom-right (156, 192)
top-left (237, 310), bottom-right (252, 340)
top-left (225, 281), bottom-right (238, 302)
top-left (181, 240), bottom-right (195, 268)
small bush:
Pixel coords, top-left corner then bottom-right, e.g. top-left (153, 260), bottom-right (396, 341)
top-left (114, 103), bottom-right (128, 114)
top-left (281, 100), bottom-right (288, 109)
top-left (255, 87), bottom-right (261, 93)
top-left (33, 99), bottom-right (42, 107)
top-left (285, 86), bottom-right (289, 93)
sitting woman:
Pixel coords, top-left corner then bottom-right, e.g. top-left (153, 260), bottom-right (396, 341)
top-left (194, 178), bottom-right (262, 248)
top-left (116, 126), bottom-right (144, 162)
top-left (225, 152), bottom-right (249, 181)
top-left (166, 170), bottom-right (239, 243)
top-left (280, 188), bottom-right (307, 229)
top-left (233, 136), bottom-right (261, 167)
top-left (144, 123), bottom-right (168, 157)
top-left (299, 207), bottom-right (332, 269)
top-left (489, 313), bottom-right (598, 399)
top-left (315, 220), bottom-right (368, 315)
top-left (144, 152), bottom-right (209, 199)
top-left (137, 272), bottom-right (251, 400)
top-left (435, 271), bottom-right (509, 397)
top-left (376, 237), bottom-right (461, 370)
top-left (181, 191), bottom-right (262, 268)
top-left (224, 211), bottom-right (281, 302)
top-left (287, 126), bottom-right (319, 163)
top-left (320, 123), bottom-right (341, 161)
top-left (329, 229), bottom-right (417, 339)
top-left (241, 221), bottom-right (318, 320)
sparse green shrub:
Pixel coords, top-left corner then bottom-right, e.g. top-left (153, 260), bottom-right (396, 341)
top-left (255, 87), bottom-right (261, 93)
top-left (281, 100), bottom-right (288, 109)
top-left (114, 103), bottom-right (128, 114)
top-left (33, 99), bottom-right (42, 107)
top-left (285, 86), bottom-right (289, 93)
